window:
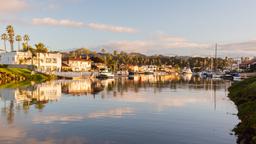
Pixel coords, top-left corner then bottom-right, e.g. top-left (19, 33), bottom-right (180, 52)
top-left (52, 58), bottom-right (57, 63)
top-left (46, 58), bottom-right (51, 63)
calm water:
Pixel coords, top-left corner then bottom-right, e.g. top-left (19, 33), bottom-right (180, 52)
top-left (0, 75), bottom-right (238, 144)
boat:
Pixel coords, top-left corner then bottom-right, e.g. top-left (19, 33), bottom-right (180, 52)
top-left (97, 68), bottom-right (114, 79)
top-left (182, 67), bottom-right (193, 74)
top-left (128, 71), bottom-right (135, 79)
top-left (231, 72), bottom-right (241, 81)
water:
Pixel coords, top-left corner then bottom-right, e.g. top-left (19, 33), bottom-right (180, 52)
top-left (0, 75), bottom-right (238, 144)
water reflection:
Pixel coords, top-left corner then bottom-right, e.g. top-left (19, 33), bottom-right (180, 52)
top-left (0, 74), bottom-right (237, 144)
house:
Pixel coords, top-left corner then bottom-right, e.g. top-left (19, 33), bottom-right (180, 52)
top-left (35, 52), bottom-right (62, 72)
top-left (0, 51), bottom-right (62, 72)
top-left (239, 59), bottom-right (256, 71)
top-left (128, 65), bottom-right (139, 72)
top-left (0, 51), bottom-right (32, 65)
top-left (63, 58), bottom-right (92, 72)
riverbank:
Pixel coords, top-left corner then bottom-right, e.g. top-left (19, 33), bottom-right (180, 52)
top-left (0, 68), bottom-right (55, 87)
top-left (228, 77), bottom-right (256, 144)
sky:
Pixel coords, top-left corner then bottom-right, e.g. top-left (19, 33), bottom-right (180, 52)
top-left (0, 0), bottom-right (256, 57)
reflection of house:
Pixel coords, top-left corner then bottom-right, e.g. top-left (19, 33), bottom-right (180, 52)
top-left (63, 58), bottom-right (92, 72)
top-left (36, 52), bottom-right (62, 72)
top-left (0, 51), bottom-right (32, 65)
top-left (62, 80), bottom-right (92, 95)
top-left (0, 82), bottom-right (62, 102)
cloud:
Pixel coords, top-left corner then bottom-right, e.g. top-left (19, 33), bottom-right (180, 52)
top-left (98, 33), bottom-right (209, 55)
top-left (0, 0), bottom-right (28, 13)
top-left (32, 17), bottom-right (137, 33)
top-left (33, 107), bottom-right (134, 124)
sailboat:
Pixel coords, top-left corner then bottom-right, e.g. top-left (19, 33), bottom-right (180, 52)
top-left (212, 44), bottom-right (224, 79)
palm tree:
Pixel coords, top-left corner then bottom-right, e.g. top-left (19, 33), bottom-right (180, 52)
top-left (1, 33), bottom-right (8, 51)
top-left (15, 35), bottom-right (22, 51)
top-left (23, 34), bottom-right (30, 51)
top-left (6, 25), bottom-right (15, 51)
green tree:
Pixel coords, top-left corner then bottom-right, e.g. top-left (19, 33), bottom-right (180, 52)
top-left (23, 34), bottom-right (30, 51)
top-left (15, 35), bottom-right (22, 51)
top-left (6, 25), bottom-right (15, 51)
top-left (35, 42), bottom-right (48, 53)
top-left (1, 33), bottom-right (8, 51)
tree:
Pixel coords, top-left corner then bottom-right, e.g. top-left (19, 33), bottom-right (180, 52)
top-left (15, 35), bottom-right (22, 51)
top-left (23, 34), bottom-right (30, 51)
top-left (6, 25), bottom-right (15, 51)
top-left (1, 33), bottom-right (8, 51)
top-left (35, 42), bottom-right (48, 53)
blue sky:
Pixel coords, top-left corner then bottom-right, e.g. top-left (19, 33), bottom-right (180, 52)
top-left (0, 0), bottom-right (256, 57)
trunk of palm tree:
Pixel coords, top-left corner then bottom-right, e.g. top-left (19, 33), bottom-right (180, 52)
top-left (18, 41), bottom-right (20, 51)
top-left (10, 42), bottom-right (14, 52)
top-left (4, 40), bottom-right (6, 52)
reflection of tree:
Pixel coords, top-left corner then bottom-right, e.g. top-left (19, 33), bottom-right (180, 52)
top-left (1, 101), bottom-right (15, 124)
top-left (102, 76), bottom-right (230, 97)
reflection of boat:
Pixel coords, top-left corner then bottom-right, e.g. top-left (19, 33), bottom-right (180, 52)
top-left (117, 71), bottom-right (128, 76)
top-left (199, 71), bottom-right (212, 78)
top-left (144, 71), bottom-right (154, 75)
top-left (182, 67), bottom-right (193, 74)
top-left (181, 73), bottom-right (192, 81)
top-left (97, 68), bottom-right (114, 79)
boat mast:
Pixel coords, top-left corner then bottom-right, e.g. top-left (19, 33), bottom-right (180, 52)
top-left (214, 43), bottom-right (218, 72)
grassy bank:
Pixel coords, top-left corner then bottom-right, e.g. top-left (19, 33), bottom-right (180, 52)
top-left (228, 77), bottom-right (256, 144)
top-left (0, 68), bottom-right (55, 87)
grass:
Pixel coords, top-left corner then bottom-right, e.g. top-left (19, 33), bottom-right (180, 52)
top-left (228, 77), bottom-right (256, 144)
top-left (0, 68), bottom-right (54, 87)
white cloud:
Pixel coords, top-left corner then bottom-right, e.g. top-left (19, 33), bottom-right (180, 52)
top-left (32, 17), bottom-right (84, 27)
top-left (99, 33), bottom-right (209, 55)
top-left (32, 107), bottom-right (134, 124)
top-left (32, 17), bottom-right (137, 33)
top-left (0, 0), bottom-right (28, 13)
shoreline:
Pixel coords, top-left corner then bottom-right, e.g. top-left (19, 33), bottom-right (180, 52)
top-left (228, 77), bottom-right (256, 144)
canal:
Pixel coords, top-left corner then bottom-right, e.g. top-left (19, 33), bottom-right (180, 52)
top-left (0, 75), bottom-right (238, 144)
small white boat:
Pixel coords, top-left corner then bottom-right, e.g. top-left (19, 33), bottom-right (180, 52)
top-left (97, 68), bottom-right (114, 79)
top-left (182, 67), bottom-right (193, 74)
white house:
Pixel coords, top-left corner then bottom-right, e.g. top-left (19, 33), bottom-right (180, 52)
top-left (0, 51), bottom-right (62, 72)
top-left (36, 52), bottom-right (62, 72)
top-left (0, 51), bottom-right (32, 65)
top-left (64, 58), bottom-right (92, 72)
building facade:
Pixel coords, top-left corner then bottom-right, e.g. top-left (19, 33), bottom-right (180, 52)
top-left (0, 51), bottom-right (62, 72)
top-left (64, 58), bottom-right (92, 72)
top-left (36, 53), bottom-right (62, 72)
top-left (0, 51), bottom-right (32, 65)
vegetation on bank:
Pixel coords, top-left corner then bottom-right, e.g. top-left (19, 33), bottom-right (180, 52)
top-left (0, 67), bottom-right (54, 87)
top-left (64, 48), bottom-right (234, 72)
top-left (228, 77), bottom-right (256, 144)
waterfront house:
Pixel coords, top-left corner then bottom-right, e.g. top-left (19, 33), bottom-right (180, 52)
top-left (239, 59), bottom-right (256, 71)
top-left (0, 51), bottom-right (32, 65)
top-left (0, 51), bottom-right (62, 72)
top-left (128, 65), bottom-right (139, 72)
top-left (62, 58), bottom-right (92, 72)
top-left (35, 52), bottom-right (62, 72)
